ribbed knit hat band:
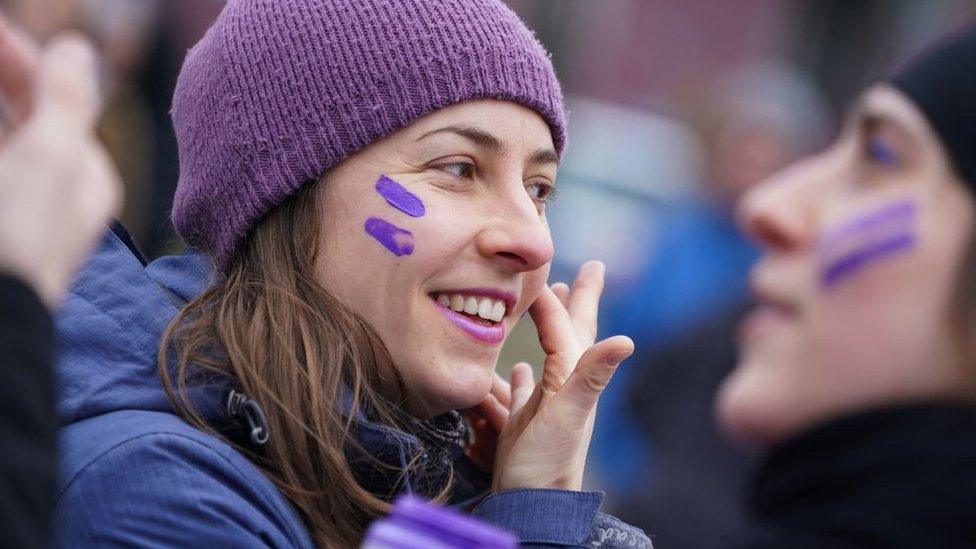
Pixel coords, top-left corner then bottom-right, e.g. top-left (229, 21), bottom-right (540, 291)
top-left (171, 0), bottom-right (566, 269)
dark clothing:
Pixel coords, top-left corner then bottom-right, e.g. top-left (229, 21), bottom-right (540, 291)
top-left (729, 403), bottom-right (976, 548)
top-left (619, 304), bottom-right (758, 549)
top-left (0, 275), bottom-right (56, 549)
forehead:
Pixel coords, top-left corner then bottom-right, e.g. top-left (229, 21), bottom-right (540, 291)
top-left (402, 99), bottom-right (555, 150)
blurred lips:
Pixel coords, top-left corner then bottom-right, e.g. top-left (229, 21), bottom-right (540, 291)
top-left (740, 285), bottom-right (800, 345)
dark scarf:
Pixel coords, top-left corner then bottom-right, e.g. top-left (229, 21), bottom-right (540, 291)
top-left (727, 403), bottom-right (976, 548)
top-left (350, 406), bottom-right (490, 507)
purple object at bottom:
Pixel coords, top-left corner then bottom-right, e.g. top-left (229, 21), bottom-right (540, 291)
top-left (361, 495), bottom-right (517, 549)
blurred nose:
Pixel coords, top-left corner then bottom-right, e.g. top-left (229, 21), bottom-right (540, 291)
top-left (737, 155), bottom-right (824, 252)
top-left (475, 189), bottom-right (554, 272)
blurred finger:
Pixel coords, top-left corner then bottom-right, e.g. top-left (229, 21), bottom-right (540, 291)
top-left (566, 261), bottom-right (605, 346)
top-left (32, 34), bottom-right (100, 137)
top-left (509, 362), bottom-right (536, 416)
top-left (0, 11), bottom-right (40, 127)
top-left (552, 335), bottom-right (633, 418)
top-left (550, 282), bottom-right (570, 308)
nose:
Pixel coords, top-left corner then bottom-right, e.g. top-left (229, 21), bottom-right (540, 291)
top-left (737, 156), bottom-right (823, 252)
top-left (474, 193), bottom-right (554, 272)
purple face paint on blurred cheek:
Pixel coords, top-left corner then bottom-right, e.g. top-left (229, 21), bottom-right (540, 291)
top-left (365, 217), bottom-right (415, 256)
top-left (819, 199), bottom-right (917, 288)
top-left (376, 175), bottom-right (426, 217)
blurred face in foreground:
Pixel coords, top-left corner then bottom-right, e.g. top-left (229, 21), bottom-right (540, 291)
top-left (717, 84), bottom-right (976, 446)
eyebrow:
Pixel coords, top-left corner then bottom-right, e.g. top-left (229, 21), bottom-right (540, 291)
top-left (417, 124), bottom-right (559, 166)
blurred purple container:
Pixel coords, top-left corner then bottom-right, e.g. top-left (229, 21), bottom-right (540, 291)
top-left (362, 495), bottom-right (517, 549)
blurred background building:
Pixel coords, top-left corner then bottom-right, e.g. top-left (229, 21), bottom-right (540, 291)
top-left (2, 0), bottom-right (973, 547)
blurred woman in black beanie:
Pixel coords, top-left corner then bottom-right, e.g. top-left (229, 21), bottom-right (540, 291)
top-left (719, 25), bottom-right (976, 548)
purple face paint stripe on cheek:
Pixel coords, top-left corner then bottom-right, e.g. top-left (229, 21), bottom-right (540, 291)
top-left (365, 217), bottom-right (415, 257)
top-left (376, 175), bottom-right (426, 217)
top-left (820, 199), bottom-right (916, 247)
top-left (822, 232), bottom-right (915, 287)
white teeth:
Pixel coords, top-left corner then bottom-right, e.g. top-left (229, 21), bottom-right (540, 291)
top-left (436, 293), bottom-right (509, 323)
top-left (477, 298), bottom-right (493, 320)
top-left (491, 300), bottom-right (506, 321)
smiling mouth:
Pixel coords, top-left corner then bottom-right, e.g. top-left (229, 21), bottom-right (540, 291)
top-left (431, 292), bottom-right (509, 324)
top-left (429, 291), bottom-right (514, 344)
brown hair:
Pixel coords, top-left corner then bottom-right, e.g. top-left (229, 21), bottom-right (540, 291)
top-left (158, 180), bottom-right (449, 547)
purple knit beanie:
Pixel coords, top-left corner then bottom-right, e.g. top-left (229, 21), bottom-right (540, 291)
top-left (171, 0), bottom-right (566, 269)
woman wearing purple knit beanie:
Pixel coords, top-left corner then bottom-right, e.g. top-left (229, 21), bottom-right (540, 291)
top-left (53, 0), bottom-right (651, 547)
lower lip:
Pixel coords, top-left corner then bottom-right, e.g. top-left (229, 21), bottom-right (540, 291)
top-left (435, 303), bottom-right (505, 345)
top-left (739, 305), bottom-right (795, 345)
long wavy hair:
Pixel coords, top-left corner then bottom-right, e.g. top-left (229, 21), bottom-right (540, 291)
top-left (158, 179), bottom-right (451, 547)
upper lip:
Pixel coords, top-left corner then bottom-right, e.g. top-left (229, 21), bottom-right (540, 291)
top-left (430, 287), bottom-right (519, 314)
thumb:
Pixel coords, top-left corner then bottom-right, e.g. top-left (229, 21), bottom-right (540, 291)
top-left (552, 335), bottom-right (634, 417)
top-left (31, 33), bottom-right (100, 137)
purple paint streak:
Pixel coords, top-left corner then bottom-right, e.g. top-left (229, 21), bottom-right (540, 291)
top-left (822, 232), bottom-right (915, 287)
top-left (376, 175), bottom-right (426, 217)
top-left (365, 217), bottom-right (415, 256)
top-left (820, 199), bottom-right (916, 248)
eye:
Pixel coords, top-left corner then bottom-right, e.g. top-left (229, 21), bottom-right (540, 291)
top-left (865, 135), bottom-right (900, 168)
top-left (527, 181), bottom-right (559, 204)
top-left (439, 161), bottom-right (475, 179)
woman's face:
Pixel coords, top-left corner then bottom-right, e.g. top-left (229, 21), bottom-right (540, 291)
top-left (717, 84), bottom-right (976, 446)
top-left (314, 100), bottom-right (557, 417)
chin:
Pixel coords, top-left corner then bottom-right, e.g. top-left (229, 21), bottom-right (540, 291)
top-left (715, 361), bottom-right (794, 448)
top-left (412, 360), bottom-right (495, 415)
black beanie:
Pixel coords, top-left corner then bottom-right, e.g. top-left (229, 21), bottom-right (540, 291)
top-left (889, 26), bottom-right (976, 186)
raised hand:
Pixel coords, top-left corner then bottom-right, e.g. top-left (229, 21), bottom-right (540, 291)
top-left (490, 261), bottom-right (634, 491)
top-left (0, 14), bottom-right (121, 308)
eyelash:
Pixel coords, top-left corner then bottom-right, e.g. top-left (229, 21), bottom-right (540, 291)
top-left (436, 161), bottom-right (559, 205)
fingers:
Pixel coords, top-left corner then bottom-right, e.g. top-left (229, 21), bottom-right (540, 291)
top-left (0, 11), bottom-right (40, 128)
top-left (550, 282), bottom-right (570, 308)
top-left (529, 284), bottom-right (576, 357)
top-left (566, 261), bottom-right (605, 346)
top-left (31, 34), bottom-right (100, 138)
top-left (552, 335), bottom-right (633, 418)
top-left (509, 362), bottom-right (536, 416)
top-left (490, 372), bottom-right (512, 409)
top-left (472, 391), bottom-right (509, 433)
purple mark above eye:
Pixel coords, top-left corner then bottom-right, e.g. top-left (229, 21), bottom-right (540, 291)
top-left (376, 175), bottom-right (425, 217)
top-left (365, 217), bottom-right (415, 257)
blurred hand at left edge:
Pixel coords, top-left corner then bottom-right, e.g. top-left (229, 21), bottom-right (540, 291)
top-left (0, 10), bottom-right (122, 309)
